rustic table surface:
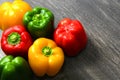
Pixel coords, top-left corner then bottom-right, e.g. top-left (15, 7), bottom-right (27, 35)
top-left (0, 0), bottom-right (120, 80)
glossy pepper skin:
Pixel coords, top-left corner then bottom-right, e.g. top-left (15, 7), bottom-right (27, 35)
top-left (0, 55), bottom-right (33, 80)
top-left (54, 18), bottom-right (87, 56)
top-left (0, 0), bottom-right (32, 30)
top-left (1, 25), bottom-right (33, 58)
top-left (23, 7), bottom-right (54, 39)
top-left (28, 38), bottom-right (64, 77)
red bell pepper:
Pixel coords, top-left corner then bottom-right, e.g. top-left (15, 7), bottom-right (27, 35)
top-left (54, 18), bottom-right (87, 56)
top-left (1, 25), bottom-right (33, 58)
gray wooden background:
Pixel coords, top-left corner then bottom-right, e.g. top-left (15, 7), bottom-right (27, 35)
top-left (0, 0), bottom-right (120, 80)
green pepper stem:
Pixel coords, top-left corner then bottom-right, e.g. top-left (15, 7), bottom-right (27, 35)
top-left (7, 32), bottom-right (21, 45)
top-left (32, 14), bottom-right (42, 21)
top-left (42, 46), bottom-right (52, 57)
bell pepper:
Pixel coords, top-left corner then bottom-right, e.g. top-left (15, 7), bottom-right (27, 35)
top-left (0, 0), bottom-right (32, 30)
top-left (1, 25), bottom-right (33, 58)
top-left (54, 18), bottom-right (87, 56)
top-left (28, 38), bottom-right (64, 77)
top-left (23, 7), bottom-right (54, 39)
top-left (0, 55), bottom-right (33, 80)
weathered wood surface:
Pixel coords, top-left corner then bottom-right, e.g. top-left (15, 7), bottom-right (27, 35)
top-left (0, 0), bottom-right (120, 80)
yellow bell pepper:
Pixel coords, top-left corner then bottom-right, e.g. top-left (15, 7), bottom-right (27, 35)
top-left (28, 38), bottom-right (64, 77)
top-left (0, 0), bottom-right (32, 30)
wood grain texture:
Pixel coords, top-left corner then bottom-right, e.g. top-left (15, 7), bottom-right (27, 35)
top-left (0, 0), bottom-right (120, 80)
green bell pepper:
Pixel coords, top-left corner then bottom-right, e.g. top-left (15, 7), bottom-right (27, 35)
top-left (23, 7), bottom-right (54, 39)
top-left (0, 55), bottom-right (32, 80)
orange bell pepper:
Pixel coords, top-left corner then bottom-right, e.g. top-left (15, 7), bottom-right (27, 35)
top-left (0, 0), bottom-right (32, 30)
top-left (28, 38), bottom-right (64, 77)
